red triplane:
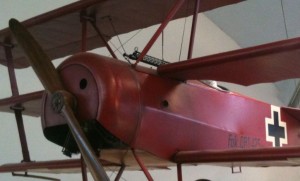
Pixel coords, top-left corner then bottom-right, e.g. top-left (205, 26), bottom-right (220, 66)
top-left (1, 0), bottom-right (300, 180)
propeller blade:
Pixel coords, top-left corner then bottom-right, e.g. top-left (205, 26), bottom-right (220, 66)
top-left (9, 18), bottom-right (64, 93)
top-left (61, 94), bottom-right (109, 181)
top-left (158, 37), bottom-right (300, 85)
top-left (9, 19), bottom-right (109, 181)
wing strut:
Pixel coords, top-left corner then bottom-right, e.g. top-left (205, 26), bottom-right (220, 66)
top-left (81, 13), bottom-right (118, 59)
top-left (12, 172), bottom-right (59, 181)
top-left (187, 0), bottom-right (201, 59)
top-left (177, 163), bottom-right (183, 181)
top-left (132, 149), bottom-right (154, 181)
top-left (2, 41), bottom-right (31, 163)
top-left (133, 0), bottom-right (185, 67)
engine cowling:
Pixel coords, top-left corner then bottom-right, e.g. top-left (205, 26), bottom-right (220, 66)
top-left (42, 53), bottom-right (141, 154)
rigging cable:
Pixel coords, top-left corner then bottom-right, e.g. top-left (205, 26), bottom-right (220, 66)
top-left (105, 16), bottom-right (143, 64)
top-left (114, 29), bottom-right (143, 53)
top-left (162, 30), bottom-right (164, 61)
top-left (108, 16), bottom-right (127, 54)
top-left (178, 17), bottom-right (188, 61)
top-left (280, 0), bottom-right (289, 39)
top-left (178, 0), bottom-right (190, 61)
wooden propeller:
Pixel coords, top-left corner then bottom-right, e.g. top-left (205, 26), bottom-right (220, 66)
top-left (9, 18), bottom-right (109, 181)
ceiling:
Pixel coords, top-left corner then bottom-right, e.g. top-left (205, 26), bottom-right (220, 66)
top-left (205, 0), bottom-right (300, 106)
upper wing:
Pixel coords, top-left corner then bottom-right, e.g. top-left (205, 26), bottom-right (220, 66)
top-left (158, 37), bottom-right (300, 85)
top-left (0, 0), bottom-right (242, 68)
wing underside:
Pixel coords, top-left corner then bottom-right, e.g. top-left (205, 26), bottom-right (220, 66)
top-left (0, 149), bottom-right (174, 174)
top-left (173, 147), bottom-right (300, 167)
top-left (0, 0), bottom-right (242, 68)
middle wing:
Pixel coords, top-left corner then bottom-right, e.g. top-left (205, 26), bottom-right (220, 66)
top-left (0, 91), bottom-right (44, 117)
top-left (158, 37), bottom-right (300, 85)
top-left (0, 149), bottom-right (174, 174)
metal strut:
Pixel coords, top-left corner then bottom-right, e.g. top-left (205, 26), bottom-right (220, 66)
top-left (81, 14), bottom-right (118, 59)
top-left (114, 164), bottom-right (125, 181)
top-left (12, 172), bottom-right (60, 181)
top-left (177, 163), bottom-right (183, 181)
top-left (2, 42), bottom-right (31, 163)
top-left (133, 0), bottom-right (186, 67)
top-left (132, 149), bottom-right (154, 181)
top-left (81, 155), bottom-right (88, 181)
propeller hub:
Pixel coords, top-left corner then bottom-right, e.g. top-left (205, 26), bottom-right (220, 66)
top-left (51, 90), bottom-right (76, 114)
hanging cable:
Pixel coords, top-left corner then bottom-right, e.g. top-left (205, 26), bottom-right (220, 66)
top-left (280, 0), bottom-right (289, 39)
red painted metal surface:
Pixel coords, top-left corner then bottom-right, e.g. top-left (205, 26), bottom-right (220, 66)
top-left (43, 53), bottom-right (141, 145)
top-left (42, 53), bottom-right (300, 166)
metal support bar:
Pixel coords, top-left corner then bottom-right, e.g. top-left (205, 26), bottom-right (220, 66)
top-left (80, 11), bottom-right (88, 52)
top-left (187, 0), bottom-right (200, 59)
top-left (132, 149), bottom-right (154, 181)
top-left (12, 106), bottom-right (31, 162)
top-left (81, 155), bottom-right (88, 181)
top-left (83, 15), bottom-right (117, 59)
top-left (114, 164), bottom-right (125, 181)
top-left (177, 163), bottom-right (183, 181)
top-left (133, 0), bottom-right (185, 67)
top-left (12, 172), bottom-right (60, 181)
top-left (3, 42), bottom-right (31, 163)
top-left (4, 42), bottom-right (19, 96)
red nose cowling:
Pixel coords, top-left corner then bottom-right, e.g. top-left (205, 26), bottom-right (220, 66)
top-left (42, 53), bottom-right (141, 154)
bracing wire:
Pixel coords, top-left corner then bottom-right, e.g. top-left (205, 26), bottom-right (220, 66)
top-left (162, 30), bottom-right (164, 60)
top-left (178, 17), bottom-right (188, 61)
top-left (108, 17), bottom-right (127, 54)
top-left (104, 15), bottom-right (143, 63)
top-left (113, 29), bottom-right (143, 53)
top-left (178, 0), bottom-right (190, 61)
top-left (108, 29), bottom-right (143, 64)
top-left (279, 0), bottom-right (300, 106)
top-left (280, 0), bottom-right (289, 39)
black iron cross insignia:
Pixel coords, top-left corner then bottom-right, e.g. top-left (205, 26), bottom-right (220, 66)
top-left (265, 106), bottom-right (287, 147)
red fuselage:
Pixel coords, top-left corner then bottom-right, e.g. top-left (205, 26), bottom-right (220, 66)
top-left (42, 53), bottom-right (300, 161)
